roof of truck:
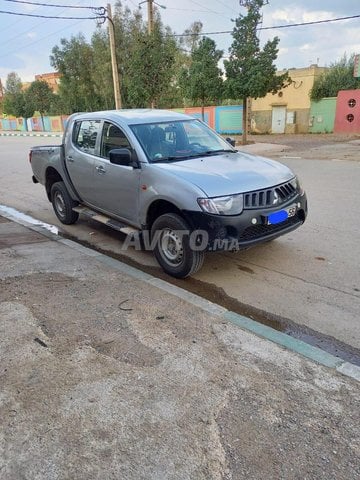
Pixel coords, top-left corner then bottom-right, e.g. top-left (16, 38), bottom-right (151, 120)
top-left (72, 109), bottom-right (193, 125)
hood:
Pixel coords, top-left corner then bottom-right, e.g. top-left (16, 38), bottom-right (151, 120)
top-left (153, 151), bottom-right (294, 197)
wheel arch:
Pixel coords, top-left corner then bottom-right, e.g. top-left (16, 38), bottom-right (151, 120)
top-left (146, 199), bottom-right (188, 230)
top-left (45, 167), bottom-right (63, 201)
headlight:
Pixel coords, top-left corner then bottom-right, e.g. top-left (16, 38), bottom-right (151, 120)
top-left (290, 175), bottom-right (305, 196)
top-left (198, 194), bottom-right (244, 215)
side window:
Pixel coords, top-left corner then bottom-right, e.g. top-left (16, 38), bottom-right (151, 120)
top-left (101, 122), bottom-right (131, 159)
top-left (73, 120), bottom-right (101, 155)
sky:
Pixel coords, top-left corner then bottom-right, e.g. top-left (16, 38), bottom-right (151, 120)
top-left (0, 0), bottom-right (360, 87)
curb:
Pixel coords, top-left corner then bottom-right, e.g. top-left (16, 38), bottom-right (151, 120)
top-left (0, 132), bottom-right (62, 138)
top-left (1, 204), bottom-right (359, 384)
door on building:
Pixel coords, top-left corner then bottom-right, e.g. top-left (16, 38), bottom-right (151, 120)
top-left (271, 106), bottom-right (286, 134)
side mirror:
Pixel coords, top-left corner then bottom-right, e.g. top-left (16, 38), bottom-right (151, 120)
top-left (109, 148), bottom-right (138, 168)
top-left (225, 137), bottom-right (236, 147)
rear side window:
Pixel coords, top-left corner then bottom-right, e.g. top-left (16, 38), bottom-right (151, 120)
top-left (73, 120), bottom-right (101, 155)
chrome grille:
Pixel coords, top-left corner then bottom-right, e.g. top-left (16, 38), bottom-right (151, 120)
top-left (244, 180), bottom-right (297, 209)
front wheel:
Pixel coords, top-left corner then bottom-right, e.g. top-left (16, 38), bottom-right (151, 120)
top-left (51, 181), bottom-right (79, 225)
top-left (151, 213), bottom-right (205, 278)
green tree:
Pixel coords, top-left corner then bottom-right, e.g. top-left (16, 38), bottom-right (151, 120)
top-left (50, 34), bottom-right (103, 113)
top-left (179, 37), bottom-right (223, 119)
top-left (3, 72), bottom-right (33, 118)
top-left (125, 21), bottom-right (178, 108)
top-left (310, 54), bottom-right (360, 100)
top-left (224, 0), bottom-right (290, 143)
top-left (24, 80), bottom-right (55, 128)
top-left (180, 21), bottom-right (203, 53)
top-left (5, 71), bottom-right (22, 94)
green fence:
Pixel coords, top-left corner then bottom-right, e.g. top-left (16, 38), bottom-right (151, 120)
top-left (309, 98), bottom-right (337, 133)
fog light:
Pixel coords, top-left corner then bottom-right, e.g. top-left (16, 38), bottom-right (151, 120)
top-left (252, 218), bottom-right (257, 225)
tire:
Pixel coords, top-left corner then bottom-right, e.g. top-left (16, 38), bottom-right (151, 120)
top-left (151, 213), bottom-right (205, 278)
top-left (51, 181), bottom-right (79, 225)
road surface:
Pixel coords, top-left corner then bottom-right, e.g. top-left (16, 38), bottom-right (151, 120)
top-left (1, 135), bottom-right (359, 353)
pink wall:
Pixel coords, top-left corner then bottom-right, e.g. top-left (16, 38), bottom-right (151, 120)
top-left (334, 90), bottom-right (360, 133)
top-left (183, 106), bottom-right (215, 129)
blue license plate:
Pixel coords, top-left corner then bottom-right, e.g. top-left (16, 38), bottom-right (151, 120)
top-left (267, 210), bottom-right (288, 225)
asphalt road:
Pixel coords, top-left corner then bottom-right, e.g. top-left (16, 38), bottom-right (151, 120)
top-left (1, 136), bottom-right (359, 351)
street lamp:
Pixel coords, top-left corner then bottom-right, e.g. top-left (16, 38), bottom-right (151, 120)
top-left (138, 0), bottom-right (166, 35)
top-left (139, 1), bottom-right (166, 9)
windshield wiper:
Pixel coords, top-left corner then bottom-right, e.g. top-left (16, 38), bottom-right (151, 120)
top-left (201, 149), bottom-right (237, 155)
top-left (152, 153), bottom-right (203, 162)
top-left (151, 149), bottom-right (237, 163)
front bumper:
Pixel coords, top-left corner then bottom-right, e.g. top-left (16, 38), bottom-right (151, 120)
top-left (183, 192), bottom-right (308, 252)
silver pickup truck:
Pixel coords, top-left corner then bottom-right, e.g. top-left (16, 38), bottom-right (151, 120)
top-left (30, 109), bottom-right (307, 278)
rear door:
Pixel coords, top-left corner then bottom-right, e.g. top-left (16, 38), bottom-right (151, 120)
top-left (90, 121), bottom-right (141, 223)
top-left (65, 119), bottom-right (102, 202)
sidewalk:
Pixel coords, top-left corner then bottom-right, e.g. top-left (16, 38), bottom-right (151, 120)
top-left (0, 213), bottom-right (359, 479)
top-left (0, 130), bottom-right (62, 137)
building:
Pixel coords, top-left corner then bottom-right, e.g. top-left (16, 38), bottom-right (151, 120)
top-left (251, 65), bottom-right (328, 134)
top-left (333, 90), bottom-right (360, 134)
top-left (35, 72), bottom-right (61, 93)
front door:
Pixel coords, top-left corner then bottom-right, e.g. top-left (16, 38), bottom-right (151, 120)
top-left (271, 106), bottom-right (286, 134)
top-left (90, 121), bottom-right (141, 224)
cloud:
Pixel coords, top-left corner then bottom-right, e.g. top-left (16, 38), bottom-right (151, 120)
top-left (269, 7), bottom-right (334, 25)
top-left (299, 44), bottom-right (312, 52)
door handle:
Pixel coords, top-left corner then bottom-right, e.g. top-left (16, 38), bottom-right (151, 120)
top-left (67, 156), bottom-right (74, 163)
top-left (95, 165), bottom-right (106, 174)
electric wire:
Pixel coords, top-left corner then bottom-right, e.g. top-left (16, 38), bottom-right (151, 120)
top-left (0, 18), bottom-right (87, 60)
top-left (2, 0), bottom-right (99, 9)
top-left (0, 9), bottom-right (103, 19)
top-left (170, 14), bottom-right (360, 37)
top-left (188, 0), bottom-right (231, 20)
top-left (166, 7), bottom-right (224, 14)
top-left (0, 0), bottom-right (99, 57)
top-left (214, 0), bottom-right (238, 14)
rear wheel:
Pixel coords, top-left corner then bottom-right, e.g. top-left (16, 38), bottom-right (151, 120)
top-left (51, 181), bottom-right (79, 225)
top-left (151, 213), bottom-right (205, 278)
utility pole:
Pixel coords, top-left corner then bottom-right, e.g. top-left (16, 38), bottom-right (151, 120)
top-left (107, 3), bottom-right (122, 109)
top-left (147, 0), bottom-right (154, 34)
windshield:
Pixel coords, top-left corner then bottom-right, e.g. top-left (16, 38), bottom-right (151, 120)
top-left (130, 119), bottom-right (236, 163)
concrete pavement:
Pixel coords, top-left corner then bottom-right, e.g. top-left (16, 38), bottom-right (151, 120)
top-left (0, 212), bottom-right (360, 479)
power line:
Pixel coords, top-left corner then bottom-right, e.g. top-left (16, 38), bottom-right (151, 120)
top-left (214, 0), bottom-right (238, 14)
top-left (189, 0), bottom-right (231, 20)
top-left (166, 7), bottom-right (224, 14)
top-left (260, 14), bottom-right (360, 30)
top-left (2, 0), bottom-right (98, 9)
top-left (170, 14), bottom-right (360, 37)
top-left (0, 9), bottom-right (103, 19)
top-left (0, 0), bottom-right (94, 50)
top-left (0, 18), bottom-right (87, 60)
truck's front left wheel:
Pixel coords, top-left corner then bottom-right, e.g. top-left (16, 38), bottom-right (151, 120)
top-left (151, 213), bottom-right (205, 278)
top-left (51, 181), bottom-right (79, 225)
